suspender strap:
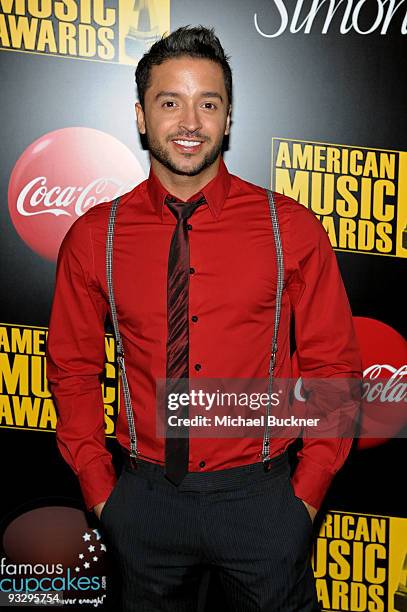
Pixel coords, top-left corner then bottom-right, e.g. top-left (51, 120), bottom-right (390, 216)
top-left (106, 196), bottom-right (138, 463)
top-left (262, 188), bottom-right (285, 469)
top-left (105, 188), bottom-right (285, 470)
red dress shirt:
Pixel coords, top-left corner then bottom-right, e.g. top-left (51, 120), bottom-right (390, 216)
top-left (46, 157), bottom-right (362, 512)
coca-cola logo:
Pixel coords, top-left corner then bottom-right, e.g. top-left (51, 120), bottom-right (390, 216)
top-left (362, 364), bottom-right (406, 403)
top-left (354, 317), bottom-right (407, 448)
top-left (292, 317), bottom-right (406, 449)
top-left (8, 127), bottom-right (145, 261)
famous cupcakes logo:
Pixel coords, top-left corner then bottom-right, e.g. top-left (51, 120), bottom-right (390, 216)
top-left (0, 504), bottom-right (110, 607)
top-left (8, 127), bottom-right (145, 261)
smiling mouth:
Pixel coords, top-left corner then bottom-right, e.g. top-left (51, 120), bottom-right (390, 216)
top-left (172, 139), bottom-right (204, 153)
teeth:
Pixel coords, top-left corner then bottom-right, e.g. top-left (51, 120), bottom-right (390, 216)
top-left (174, 140), bottom-right (201, 147)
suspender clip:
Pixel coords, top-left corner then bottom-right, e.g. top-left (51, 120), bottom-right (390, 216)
top-left (263, 456), bottom-right (272, 471)
top-left (129, 445), bottom-right (138, 469)
top-left (129, 454), bottom-right (138, 469)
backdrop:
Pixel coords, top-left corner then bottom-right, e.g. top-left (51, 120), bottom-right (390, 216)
top-left (0, 1), bottom-right (406, 610)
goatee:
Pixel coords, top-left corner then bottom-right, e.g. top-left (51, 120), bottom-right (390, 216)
top-left (144, 130), bottom-right (224, 176)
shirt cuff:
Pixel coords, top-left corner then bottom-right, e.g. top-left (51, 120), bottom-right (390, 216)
top-left (290, 459), bottom-right (334, 511)
top-left (77, 456), bottom-right (118, 512)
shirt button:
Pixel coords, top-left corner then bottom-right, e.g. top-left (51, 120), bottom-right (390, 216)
top-left (189, 267), bottom-right (195, 274)
top-left (194, 363), bottom-right (201, 371)
top-left (187, 223), bottom-right (192, 230)
top-left (199, 461), bottom-right (206, 468)
top-left (191, 315), bottom-right (198, 322)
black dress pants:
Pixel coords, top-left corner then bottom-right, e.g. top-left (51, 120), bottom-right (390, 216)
top-left (99, 449), bottom-right (320, 612)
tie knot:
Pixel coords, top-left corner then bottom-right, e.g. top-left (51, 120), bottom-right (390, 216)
top-left (165, 195), bottom-right (206, 221)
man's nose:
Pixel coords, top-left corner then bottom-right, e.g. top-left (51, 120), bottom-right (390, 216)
top-left (178, 104), bottom-right (202, 133)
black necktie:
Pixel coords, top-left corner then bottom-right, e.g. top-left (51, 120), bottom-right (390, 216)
top-left (164, 194), bottom-right (206, 485)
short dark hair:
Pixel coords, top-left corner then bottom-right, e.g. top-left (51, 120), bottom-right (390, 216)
top-left (135, 25), bottom-right (233, 110)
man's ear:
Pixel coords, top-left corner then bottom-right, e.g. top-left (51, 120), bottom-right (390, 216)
top-left (135, 102), bottom-right (146, 135)
top-left (225, 104), bottom-right (232, 135)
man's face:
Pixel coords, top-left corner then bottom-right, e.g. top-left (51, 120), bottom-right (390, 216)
top-left (135, 56), bottom-right (231, 176)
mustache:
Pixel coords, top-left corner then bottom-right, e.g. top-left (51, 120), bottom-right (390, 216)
top-left (169, 134), bottom-right (208, 141)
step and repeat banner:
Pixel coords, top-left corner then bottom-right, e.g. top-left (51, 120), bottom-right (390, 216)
top-left (0, 1), bottom-right (406, 610)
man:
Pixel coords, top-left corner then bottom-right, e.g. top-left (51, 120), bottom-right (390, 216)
top-left (46, 25), bottom-right (362, 612)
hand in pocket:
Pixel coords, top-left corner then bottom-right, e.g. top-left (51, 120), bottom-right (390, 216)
top-left (93, 500), bottom-right (106, 521)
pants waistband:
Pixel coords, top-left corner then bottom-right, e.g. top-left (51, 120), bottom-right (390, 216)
top-left (120, 447), bottom-right (289, 492)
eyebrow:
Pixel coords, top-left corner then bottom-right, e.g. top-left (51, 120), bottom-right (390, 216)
top-left (155, 91), bottom-right (224, 103)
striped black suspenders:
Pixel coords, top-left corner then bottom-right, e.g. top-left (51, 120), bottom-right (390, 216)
top-left (105, 188), bottom-right (284, 470)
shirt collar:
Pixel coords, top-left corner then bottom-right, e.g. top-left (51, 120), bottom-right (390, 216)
top-left (147, 156), bottom-right (231, 222)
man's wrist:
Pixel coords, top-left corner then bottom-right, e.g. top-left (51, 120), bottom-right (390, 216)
top-left (302, 499), bottom-right (318, 521)
top-left (77, 457), bottom-right (117, 512)
top-left (93, 500), bottom-right (106, 519)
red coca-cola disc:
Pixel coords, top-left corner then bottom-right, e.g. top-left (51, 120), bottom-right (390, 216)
top-left (8, 127), bottom-right (145, 261)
